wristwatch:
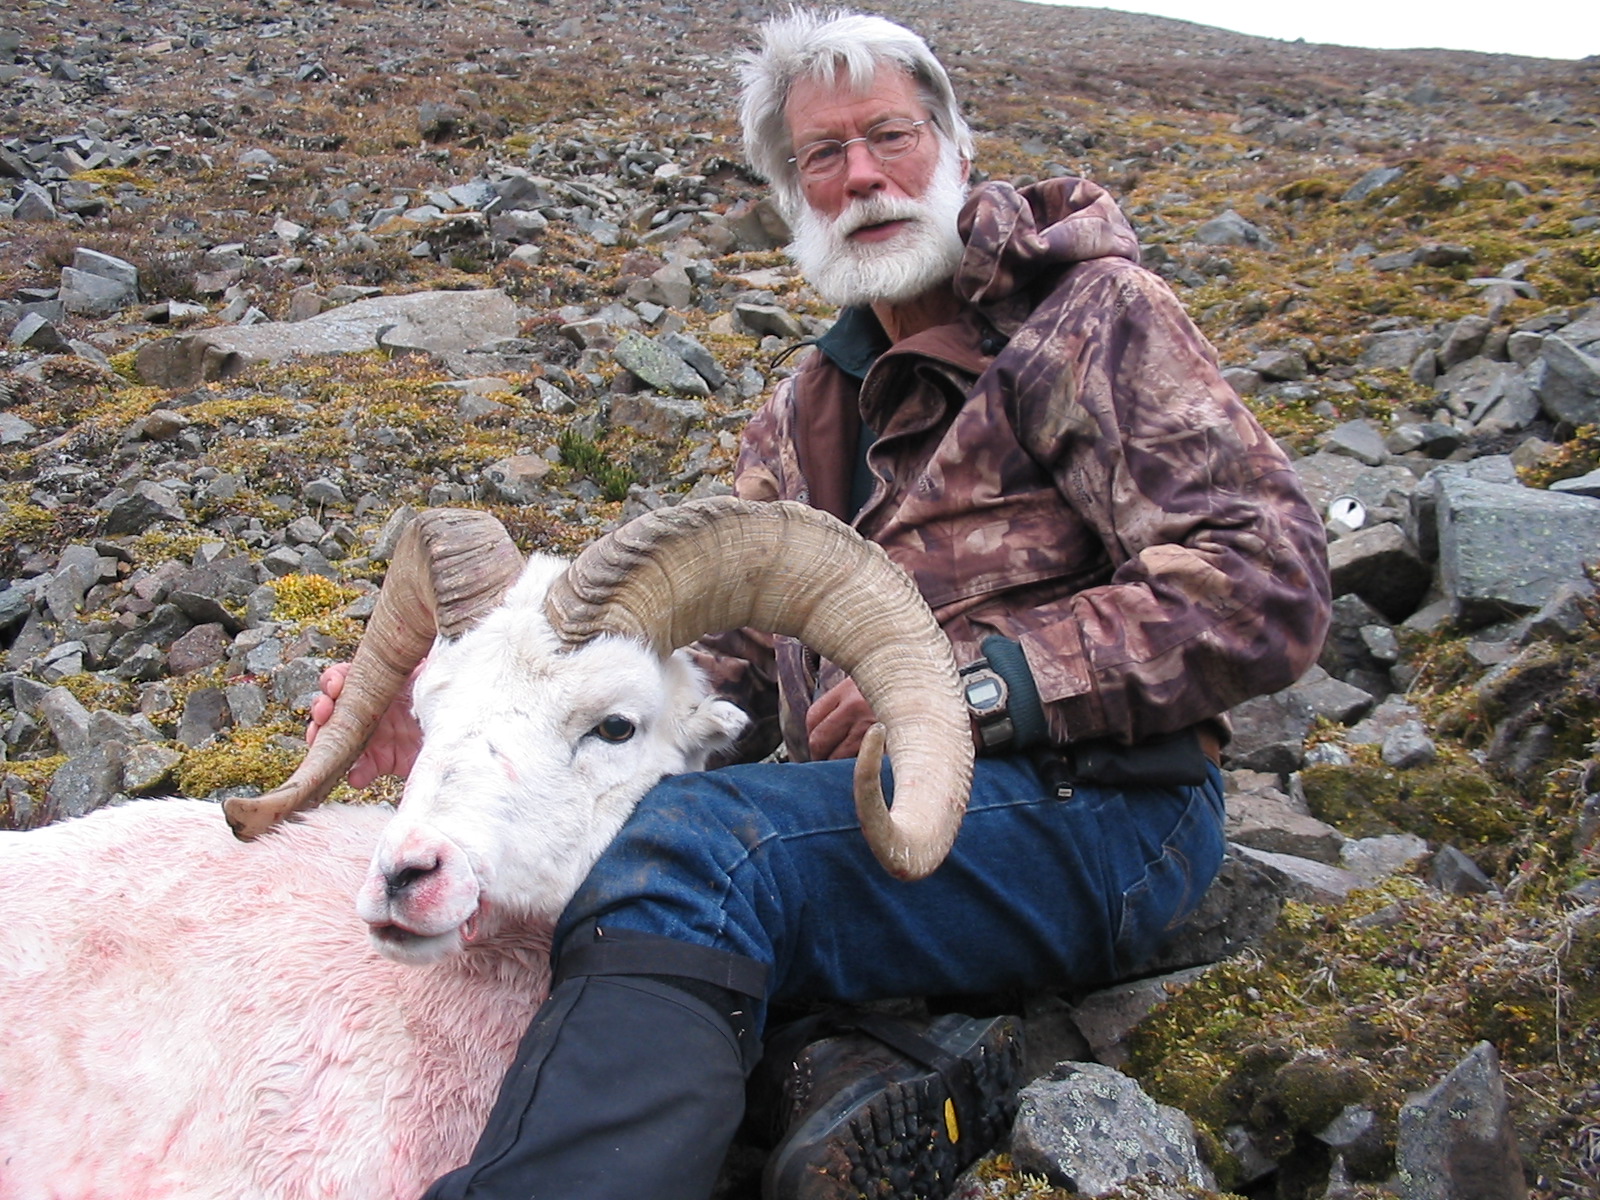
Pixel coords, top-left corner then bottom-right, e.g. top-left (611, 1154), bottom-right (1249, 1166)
top-left (959, 658), bottom-right (1014, 751)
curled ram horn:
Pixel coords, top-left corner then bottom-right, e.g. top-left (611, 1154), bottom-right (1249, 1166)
top-left (223, 508), bottom-right (525, 841)
top-left (544, 496), bottom-right (973, 880)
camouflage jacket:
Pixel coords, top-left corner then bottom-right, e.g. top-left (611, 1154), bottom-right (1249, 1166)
top-left (708, 176), bottom-right (1330, 763)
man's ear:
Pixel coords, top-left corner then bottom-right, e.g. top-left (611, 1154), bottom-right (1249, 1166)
top-left (959, 153), bottom-right (971, 187)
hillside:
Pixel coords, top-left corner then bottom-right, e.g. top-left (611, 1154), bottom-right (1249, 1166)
top-left (2, 1), bottom-right (1599, 1197)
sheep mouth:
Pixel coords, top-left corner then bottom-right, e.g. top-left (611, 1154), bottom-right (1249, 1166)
top-left (366, 900), bottom-right (486, 964)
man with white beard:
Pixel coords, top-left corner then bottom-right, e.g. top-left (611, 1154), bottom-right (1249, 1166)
top-left (325, 10), bottom-right (1331, 1200)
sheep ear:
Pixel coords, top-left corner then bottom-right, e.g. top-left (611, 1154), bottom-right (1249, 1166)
top-left (688, 697), bottom-right (749, 753)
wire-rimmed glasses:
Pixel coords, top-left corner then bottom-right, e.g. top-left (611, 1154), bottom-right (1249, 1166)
top-left (788, 118), bottom-right (927, 181)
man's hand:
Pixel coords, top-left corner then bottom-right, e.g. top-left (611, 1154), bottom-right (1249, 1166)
top-left (805, 677), bottom-right (879, 761)
top-left (307, 660), bottom-right (425, 787)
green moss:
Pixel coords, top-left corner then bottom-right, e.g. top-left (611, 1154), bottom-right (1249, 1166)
top-left (1125, 883), bottom-right (1600, 1190)
top-left (1275, 178), bottom-right (1334, 203)
top-left (69, 167), bottom-right (155, 189)
top-left (3, 755), bottom-right (68, 787)
top-left (558, 428), bottom-right (638, 501)
top-left (1298, 758), bottom-right (1524, 859)
top-left (55, 674), bottom-right (139, 714)
top-left (175, 723), bottom-right (303, 797)
top-left (269, 574), bottom-right (360, 623)
top-left (132, 529), bottom-right (219, 567)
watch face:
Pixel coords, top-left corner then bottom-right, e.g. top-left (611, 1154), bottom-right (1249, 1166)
top-left (966, 677), bottom-right (1003, 711)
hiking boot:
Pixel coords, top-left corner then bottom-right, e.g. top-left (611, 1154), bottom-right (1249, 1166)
top-left (758, 1011), bottom-right (1025, 1200)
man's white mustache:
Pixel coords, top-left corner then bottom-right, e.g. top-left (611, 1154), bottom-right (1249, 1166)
top-left (836, 198), bottom-right (924, 237)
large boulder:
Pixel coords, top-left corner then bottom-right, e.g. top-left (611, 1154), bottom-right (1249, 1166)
top-left (1435, 473), bottom-right (1600, 625)
top-left (134, 290), bottom-right (522, 388)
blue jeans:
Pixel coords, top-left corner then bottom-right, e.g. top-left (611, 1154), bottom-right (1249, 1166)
top-left (557, 754), bottom-right (1225, 1028)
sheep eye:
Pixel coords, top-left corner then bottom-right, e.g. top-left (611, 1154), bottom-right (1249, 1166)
top-left (592, 715), bottom-right (636, 743)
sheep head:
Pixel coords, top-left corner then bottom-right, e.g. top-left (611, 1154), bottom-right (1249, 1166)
top-left (355, 557), bottom-right (750, 963)
top-left (225, 498), bottom-right (974, 963)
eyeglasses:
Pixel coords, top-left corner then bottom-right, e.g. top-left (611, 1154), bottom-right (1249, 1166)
top-left (788, 118), bottom-right (928, 181)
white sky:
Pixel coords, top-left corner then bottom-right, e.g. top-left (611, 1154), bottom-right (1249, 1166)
top-left (1020, 0), bottom-right (1600, 61)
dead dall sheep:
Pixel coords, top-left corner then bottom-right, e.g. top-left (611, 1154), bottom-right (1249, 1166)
top-left (0, 497), bottom-right (974, 1200)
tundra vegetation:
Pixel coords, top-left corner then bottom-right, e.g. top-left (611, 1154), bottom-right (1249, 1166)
top-left (0, 0), bottom-right (1596, 1194)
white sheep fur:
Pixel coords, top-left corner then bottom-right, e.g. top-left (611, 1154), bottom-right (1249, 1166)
top-left (0, 551), bottom-right (748, 1199)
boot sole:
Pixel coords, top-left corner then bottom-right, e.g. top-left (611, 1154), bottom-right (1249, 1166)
top-left (761, 1014), bottom-right (1024, 1200)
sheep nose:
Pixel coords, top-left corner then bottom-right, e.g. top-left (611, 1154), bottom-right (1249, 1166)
top-left (386, 858), bottom-right (440, 898)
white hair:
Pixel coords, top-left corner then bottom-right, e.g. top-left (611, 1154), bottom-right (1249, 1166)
top-left (738, 7), bottom-right (975, 220)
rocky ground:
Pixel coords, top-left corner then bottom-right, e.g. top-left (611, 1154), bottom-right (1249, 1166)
top-left (2, 0), bottom-right (1599, 1197)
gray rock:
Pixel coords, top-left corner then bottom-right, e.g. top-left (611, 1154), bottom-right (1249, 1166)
top-left (1250, 349), bottom-right (1308, 381)
top-left (1395, 1042), bottom-right (1527, 1200)
top-left (489, 208), bottom-right (548, 242)
top-left (625, 263), bottom-right (693, 310)
top-left (1358, 327), bottom-right (1435, 370)
top-left (42, 544), bottom-right (112, 623)
top-left (1385, 421), bottom-right (1462, 459)
top-left (1381, 721), bottom-right (1437, 768)
top-left (1326, 521), bottom-right (1433, 622)
top-left (13, 180), bottom-right (58, 222)
top-left (1436, 315), bottom-right (1493, 370)
top-left (611, 391), bottom-right (707, 441)
top-left (1406, 457), bottom-right (1519, 561)
top-left (533, 378), bottom-right (577, 414)
top-left (1548, 468), bottom-right (1600, 498)
top-left (135, 290), bottom-right (521, 389)
top-left (1347, 695), bottom-right (1428, 745)
top-left (1008, 1062), bottom-right (1214, 1195)
top-left (1429, 845), bottom-right (1497, 896)
top-left (1343, 166), bottom-right (1405, 202)
top-left (176, 687), bottom-right (233, 748)
top-left (123, 743), bottom-right (183, 794)
top-left (1435, 474), bottom-right (1600, 625)
top-left (482, 454), bottom-right (550, 505)
top-left (734, 303), bottom-right (806, 340)
top-left (1287, 666), bottom-right (1377, 725)
top-left (1193, 209), bottom-right (1272, 250)
top-left (103, 481), bottom-right (186, 535)
top-left (0, 412), bottom-right (38, 445)
top-left (1225, 772), bottom-right (1346, 864)
top-left (1226, 688), bottom-right (1314, 773)
top-left (1341, 833), bottom-right (1429, 883)
top-left (1292, 452), bottom-right (1418, 520)
top-left (1522, 580), bottom-right (1596, 642)
top-left (659, 331), bottom-right (727, 391)
top-left (0, 586), bottom-right (30, 632)
top-left (1139, 848), bottom-right (1285, 972)
top-left (1315, 1104), bottom-right (1389, 1179)
top-left (612, 330), bottom-right (710, 398)
top-left (45, 742), bottom-right (126, 820)
top-left (1322, 418), bottom-right (1388, 466)
top-left (273, 656), bottom-right (328, 712)
top-left (1232, 844), bottom-right (1365, 905)
top-left (1068, 967), bottom-right (1210, 1068)
top-left (723, 197), bottom-right (791, 250)
top-left (225, 681), bottom-right (270, 728)
top-left (9, 311), bottom-right (68, 351)
top-left (1433, 357), bottom-right (1520, 421)
top-left (60, 267), bottom-right (135, 317)
top-left (1530, 334), bottom-right (1600, 427)
top-left (72, 248), bottom-right (139, 294)
top-left (36, 686), bottom-right (94, 756)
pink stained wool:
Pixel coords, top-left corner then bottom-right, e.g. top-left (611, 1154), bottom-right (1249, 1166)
top-left (0, 798), bottom-right (551, 1199)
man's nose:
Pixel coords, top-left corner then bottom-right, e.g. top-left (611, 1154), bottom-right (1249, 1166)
top-left (841, 139), bottom-right (890, 196)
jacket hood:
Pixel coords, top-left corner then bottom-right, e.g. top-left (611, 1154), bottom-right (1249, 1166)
top-left (954, 177), bottom-right (1140, 318)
